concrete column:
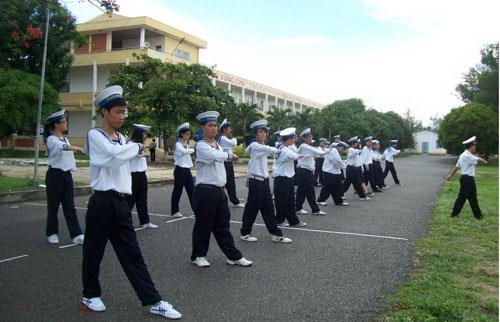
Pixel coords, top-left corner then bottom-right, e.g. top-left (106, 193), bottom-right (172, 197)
top-left (253, 91), bottom-right (257, 105)
top-left (211, 78), bottom-right (216, 86)
top-left (264, 94), bottom-right (269, 112)
top-left (106, 32), bottom-right (112, 51)
top-left (140, 28), bottom-right (146, 48)
top-left (275, 96), bottom-right (278, 109)
top-left (242, 88), bottom-right (246, 104)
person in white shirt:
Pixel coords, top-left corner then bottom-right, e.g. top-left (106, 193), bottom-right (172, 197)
top-left (296, 128), bottom-right (326, 215)
top-left (361, 136), bottom-right (382, 193)
top-left (447, 136), bottom-right (487, 219)
top-left (314, 138), bottom-right (328, 187)
top-left (239, 120), bottom-right (292, 243)
top-left (43, 110), bottom-right (84, 245)
top-left (342, 137), bottom-right (370, 200)
top-left (218, 119), bottom-right (245, 208)
top-left (383, 139), bottom-right (402, 185)
top-left (370, 140), bottom-right (387, 190)
top-left (273, 128), bottom-right (307, 227)
top-left (126, 124), bottom-right (158, 229)
top-left (191, 111), bottom-right (252, 268)
top-left (81, 85), bottom-right (181, 319)
top-left (171, 122), bottom-right (195, 218)
top-left (317, 141), bottom-right (349, 206)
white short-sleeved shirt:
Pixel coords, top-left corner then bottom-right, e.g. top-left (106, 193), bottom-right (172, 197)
top-left (174, 141), bottom-right (194, 168)
top-left (347, 148), bottom-right (362, 167)
top-left (456, 150), bottom-right (479, 177)
top-left (218, 135), bottom-right (237, 155)
top-left (46, 136), bottom-right (77, 172)
top-left (272, 145), bottom-right (299, 178)
top-left (322, 148), bottom-right (346, 174)
top-left (297, 143), bottom-right (326, 171)
top-left (383, 147), bottom-right (400, 162)
top-left (361, 145), bottom-right (373, 165)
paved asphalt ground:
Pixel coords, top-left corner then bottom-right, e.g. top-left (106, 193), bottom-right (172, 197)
top-left (0, 155), bottom-right (454, 322)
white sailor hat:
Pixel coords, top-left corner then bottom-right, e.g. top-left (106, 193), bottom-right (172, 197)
top-left (319, 137), bottom-right (327, 142)
top-left (348, 136), bottom-right (358, 144)
top-left (273, 130), bottom-right (280, 135)
top-left (177, 122), bottom-right (190, 132)
top-left (462, 136), bottom-right (476, 145)
top-left (390, 139), bottom-right (398, 144)
top-left (94, 85), bottom-right (125, 109)
top-left (300, 128), bottom-right (312, 137)
top-left (364, 136), bottom-right (373, 141)
top-left (280, 127), bottom-right (296, 139)
top-left (133, 124), bottom-right (151, 132)
top-left (196, 111), bottom-right (220, 124)
top-left (45, 109), bottom-right (66, 124)
top-left (372, 140), bottom-right (379, 144)
top-left (333, 134), bottom-right (341, 139)
top-left (220, 119), bottom-right (231, 131)
top-left (249, 119), bottom-right (269, 131)
top-left (339, 141), bottom-right (349, 148)
top-left (326, 141), bottom-right (331, 145)
top-left (331, 142), bottom-right (340, 147)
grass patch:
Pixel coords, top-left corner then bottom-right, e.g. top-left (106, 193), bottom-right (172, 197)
top-left (0, 176), bottom-right (88, 193)
top-left (383, 164), bottom-right (498, 321)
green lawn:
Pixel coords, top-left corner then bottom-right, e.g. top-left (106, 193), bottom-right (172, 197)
top-left (384, 164), bottom-right (499, 321)
top-left (0, 176), bottom-right (88, 193)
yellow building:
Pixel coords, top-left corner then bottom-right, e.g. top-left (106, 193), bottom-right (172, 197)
top-left (60, 13), bottom-right (324, 144)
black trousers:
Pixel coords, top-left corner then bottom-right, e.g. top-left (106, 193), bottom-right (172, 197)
top-left (295, 167), bottom-right (320, 213)
top-left (383, 161), bottom-right (400, 184)
top-left (82, 191), bottom-right (162, 306)
top-left (171, 166), bottom-right (194, 215)
top-left (150, 149), bottom-right (156, 162)
top-left (224, 161), bottom-right (241, 205)
top-left (317, 172), bottom-right (344, 205)
top-left (451, 175), bottom-right (483, 218)
top-left (45, 167), bottom-right (82, 238)
top-left (314, 158), bottom-right (325, 185)
top-left (372, 161), bottom-right (386, 188)
top-left (126, 172), bottom-right (150, 225)
top-left (343, 166), bottom-right (366, 198)
top-left (273, 176), bottom-right (300, 225)
top-left (241, 178), bottom-right (283, 236)
top-left (363, 164), bottom-right (379, 191)
top-left (191, 185), bottom-right (242, 261)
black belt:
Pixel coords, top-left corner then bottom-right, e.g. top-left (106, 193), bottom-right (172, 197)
top-left (94, 190), bottom-right (127, 198)
top-left (196, 184), bottom-right (224, 190)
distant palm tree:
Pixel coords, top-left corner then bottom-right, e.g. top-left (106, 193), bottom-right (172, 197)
top-left (227, 103), bottom-right (263, 139)
top-left (267, 106), bottom-right (293, 133)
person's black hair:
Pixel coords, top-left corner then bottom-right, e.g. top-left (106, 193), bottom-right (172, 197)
top-left (179, 128), bottom-right (191, 138)
top-left (464, 142), bottom-right (476, 149)
top-left (130, 128), bottom-right (146, 144)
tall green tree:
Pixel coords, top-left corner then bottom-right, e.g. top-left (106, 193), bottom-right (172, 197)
top-left (438, 102), bottom-right (498, 158)
top-left (223, 103), bottom-right (262, 143)
top-left (0, 69), bottom-right (60, 138)
top-left (456, 43), bottom-right (499, 113)
top-left (267, 106), bottom-right (293, 133)
top-left (0, 0), bottom-right (87, 90)
top-left (108, 55), bottom-right (234, 141)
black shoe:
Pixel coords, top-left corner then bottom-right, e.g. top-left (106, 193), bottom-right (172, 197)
top-left (373, 189), bottom-right (383, 193)
top-left (475, 215), bottom-right (484, 220)
top-left (450, 213), bottom-right (459, 218)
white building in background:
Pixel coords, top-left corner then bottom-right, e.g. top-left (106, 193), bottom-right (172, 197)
top-left (413, 130), bottom-right (447, 154)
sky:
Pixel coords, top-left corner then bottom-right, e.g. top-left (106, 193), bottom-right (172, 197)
top-left (61, 0), bottom-right (499, 126)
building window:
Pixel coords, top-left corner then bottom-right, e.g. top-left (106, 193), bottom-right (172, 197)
top-left (156, 45), bottom-right (162, 52)
top-left (174, 49), bottom-right (190, 60)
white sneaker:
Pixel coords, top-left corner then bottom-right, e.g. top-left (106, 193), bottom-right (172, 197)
top-left (143, 223), bottom-right (159, 229)
top-left (341, 196), bottom-right (346, 200)
top-left (240, 235), bottom-right (258, 242)
top-left (337, 202), bottom-right (349, 206)
top-left (192, 257), bottom-right (210, 267)
top-left (171, 212), bottom-right (183, 218)
top-left (383, 185), bottom-right (389, 189)
top-left (296, 209), bottom-right (309, 215)
top-left (359, 197), bottom-right (371, 201)
top-left (47, 234), bottom-right (59, 244)
top-left (367, 192), bottom-right (375, 197)
top-left (277, 221), bottom-right (289, 227)
top-left (312, 210), bottom-right (326, 215)
top-left (290, 222), bottom-right (307, 227)
top-left (317, 201), bottom-right (327, 206)
top-left (150, 300), bottom-right (182, 319)
top-left (233, 203), bottom-right (246, 208)
top-left (82, 297), bottom-right (106, 312)
top-left (272, 235), bottom-right (292, 243)
top-left (226, 257), bottom-right (253, 267)
top-left (72, 234), bottom-right (84, 245)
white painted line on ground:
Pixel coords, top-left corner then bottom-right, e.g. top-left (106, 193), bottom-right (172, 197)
top-left (0, 255), bottom-right (28, 263)
top-left (59, 244), bottom-right (79, 249)
top-left (166, 216), bottom-right (193, 224)
top-left (227, 219), bottom-right (409, 241)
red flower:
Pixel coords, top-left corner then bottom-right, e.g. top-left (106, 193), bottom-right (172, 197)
top-left (10, 30), bottom-right (19, 38)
